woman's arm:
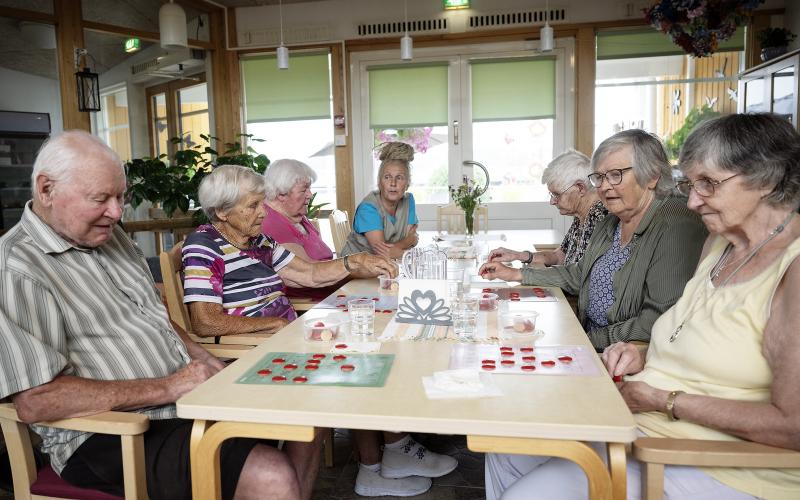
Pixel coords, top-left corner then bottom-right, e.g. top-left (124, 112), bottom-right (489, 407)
top-left (188, 302), bottom-right (289, 338)
top-left (363, 230), bottom-right (405, 259)
top-left (278, 252), bottom-right (398, 288)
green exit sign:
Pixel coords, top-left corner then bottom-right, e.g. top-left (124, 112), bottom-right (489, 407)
top-left (124, 38), bottom-right (141, 53)
top-left (443, 0), bottom-right (470, 10)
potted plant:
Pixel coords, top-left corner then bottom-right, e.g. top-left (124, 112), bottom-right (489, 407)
top-left (757, 27), bottom-right (797, 61)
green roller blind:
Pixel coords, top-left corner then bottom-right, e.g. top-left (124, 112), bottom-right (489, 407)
top-left (368, 63), bottom-right (448, 129)
top-left (241, 53), bottom-right (331, 122)
top-left (470, 57), bottom-right (555, 122)
top-left (597, 28), bottom-right (745, 60)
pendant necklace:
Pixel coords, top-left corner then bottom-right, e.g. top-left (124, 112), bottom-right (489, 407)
top-left (669, 211), bottom-right (795, 343)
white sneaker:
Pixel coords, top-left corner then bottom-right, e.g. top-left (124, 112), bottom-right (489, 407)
top-left (380, 438), bottom-right (458, 479)
top-left (354, 464), bottom-right (431, 497)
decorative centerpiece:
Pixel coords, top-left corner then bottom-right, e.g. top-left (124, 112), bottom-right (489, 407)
top-left (757, 27), bottom-right (797, 61)
top-left (449, 178), bottom-right (487, 238)
top-left (644, 0), bottom-right (763, 57)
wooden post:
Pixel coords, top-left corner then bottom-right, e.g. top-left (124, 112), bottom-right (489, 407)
top-left (54, 0), bottom-right (91, 131)
top-left (331, 43), bottom-right (355, 217)
top-left (575, 26), bottom-right (596, 156)
top-left (209, 8), bottom-right (241, 148)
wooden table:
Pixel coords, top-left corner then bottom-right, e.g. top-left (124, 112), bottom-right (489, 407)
top-left (419, 229), bottom-right (564, 252)
top-left (178, 279), bottom-right (636, 500)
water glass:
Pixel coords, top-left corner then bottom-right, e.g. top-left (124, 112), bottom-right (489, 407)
top-left (348, 298), bottom-right (375, 336)
top-left (447, 279), bottom-right (465, 303)
top-left (450, 295), bottom-right (479, 341)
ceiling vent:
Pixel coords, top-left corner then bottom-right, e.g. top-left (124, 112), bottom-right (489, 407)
top-left (240, 24), bottom-right (331, 46)
top-left (468, 8), bottom-right (567, 30)
top-left (357, 18), bottom-right (448, 37)
top-left (130, 48), bottom-right (205, 82)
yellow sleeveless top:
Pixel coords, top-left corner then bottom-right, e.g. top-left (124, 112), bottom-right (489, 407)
top-left (630, 235), bottom-right (800, 499)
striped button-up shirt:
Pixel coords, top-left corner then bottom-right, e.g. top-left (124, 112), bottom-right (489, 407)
top-left (0, 204), bottom-right (190, 473)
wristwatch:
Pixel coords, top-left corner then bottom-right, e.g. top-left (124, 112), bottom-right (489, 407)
top-left (665, 390), bottom-right (685, 421)
top-left (521, 251), bottom-right (534, 265)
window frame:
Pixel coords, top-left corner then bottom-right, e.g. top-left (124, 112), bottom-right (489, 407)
top-left (145, 73), bottom-right (207, 159)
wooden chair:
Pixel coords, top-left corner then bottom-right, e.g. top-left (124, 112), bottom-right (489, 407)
top-left (633, 437), bottom-right (800, 500)
top-left (0, 403), bottom-right (148, 500)
top-left (436, 203), bottom-right (489, 234)
top-left (328, 209), bottom-right (351, 256)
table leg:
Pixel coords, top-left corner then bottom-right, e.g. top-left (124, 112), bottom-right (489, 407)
top-left (191, 420), bottom-right (315, 500)
top-left (468, 435), bottom-right (614, 500)
top-left (607, 442), bottom-right (627, 500)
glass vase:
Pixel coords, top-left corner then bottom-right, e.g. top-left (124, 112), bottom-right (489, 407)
top-left (464, 209), bottom-right (475, 243)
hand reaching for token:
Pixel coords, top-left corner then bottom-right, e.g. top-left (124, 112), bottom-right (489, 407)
top-left (477, 262), bottom-right (523, 282)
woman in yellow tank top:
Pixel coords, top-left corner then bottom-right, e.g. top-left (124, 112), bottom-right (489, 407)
top-left (486, 113), bottom-right (800, 499)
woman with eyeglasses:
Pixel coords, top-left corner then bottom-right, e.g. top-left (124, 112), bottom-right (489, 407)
top-left (488, 149), bottom-right (607, 267)
top-left (340, 141), bottom-right (420, 259)
top-left (479, 129), bottom-right (707, 351)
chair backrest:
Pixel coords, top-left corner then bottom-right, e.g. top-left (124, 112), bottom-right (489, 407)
top-left (328, 209), bottom-right (351, 255)
top-left (436, 203), bottom-right (489, 234)
top-left (159, 241), bottom-right (191, 333)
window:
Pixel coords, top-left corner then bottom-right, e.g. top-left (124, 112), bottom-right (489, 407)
top-left (178, 83), bottom-right (209, 149)
top-left (595, 29), bottom-right (744, 156)
top-left (152, 93), bottom-right (168, 156)
top-left (146, 75), bottom-right (208, 158)
top-left (242, 52), bottom-right (336, 208)
top-left (92, 87), bottom-right (131, 160)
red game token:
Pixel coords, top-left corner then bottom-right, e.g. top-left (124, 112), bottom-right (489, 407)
top-left (257, 369), bottom-right (271, 376)
top-left (283, 363), bottom-right (298, 370)
top-left (521, 365), bottom-right (536, 371)
top-left (312, 354), bottom-right (326, 359)
top-left (499, 346), bottom-right (513, 351)
top-left (337, 294), bottom-right (346, 298)
top-left (271, 375), bottom-right (287, 382)
top-left (522, 355), bottom-right (536, 362)
top-left (293, 376), bottom-right (308, 383)
top-left (382, 309), bottom-right (393, 313)
top-left (520, 347), bottom-right (534, 352)
top-left (272, 358), bottom-right (286, 364)
top-left (481, 364), bottom-right (496, 371)
top-left (336, 304), bottom-right (346, 308)
top-left (501, 359), bottom-right (515, 366)
top-left (372, 297), bottom-right (379, 301)
top-left (541, 360), bottom-right (556, 367)
top-left (343, 309), bottom-right (348, 312)
top-left (482, 288), bottom-right (493, 293)
top-left (509, 292), bottom-right (520, 297)
top-left (335, 344), bottom-right (348, 349)
top-left (481, 359), bottom-right (496, 364)
top-left (340, 364), bottom-right (355, 372)
top-left (501, 351), bottom-right (515, 357)
top-left (558, 356), bottom-right (573, 363)
top-left (305, 365), bottom-right (319, 370)
top-left (612, 375), bottom-right (622, 383)
top-left (333, 354), bottom-right (347, 361)
top-left (307, 359), bottom-right (321, 364)
top-left (313, 321), bottom-right (325, 327)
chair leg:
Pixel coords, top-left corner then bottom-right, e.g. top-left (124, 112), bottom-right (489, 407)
top-left (642, 462), bottom-right (665, 500)
top-left (323, 428), bottom-right (335, 468)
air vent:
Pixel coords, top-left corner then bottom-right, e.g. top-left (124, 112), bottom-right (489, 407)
top-left (468, 8), bottom-right (567, 29)
top-left (240, 25), bottom-right (331, 46)
top-left (357, 18), bottom-right (448, 37)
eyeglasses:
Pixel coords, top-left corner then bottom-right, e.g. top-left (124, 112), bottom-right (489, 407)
top-left (548, 183), bottom-right (578, 202)
top-left (587, 167), bottom-right (633, 188)
top-left (675, 173), bottom-right (739, 197)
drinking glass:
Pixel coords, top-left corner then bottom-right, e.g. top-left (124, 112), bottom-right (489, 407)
top-left (450, 295), bottom-right (479, 341)
top-left (348, 298), bottom-right (375, 336)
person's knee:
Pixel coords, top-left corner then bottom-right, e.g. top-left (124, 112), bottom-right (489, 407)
top-left (236, 445), bottom-right (301, 500)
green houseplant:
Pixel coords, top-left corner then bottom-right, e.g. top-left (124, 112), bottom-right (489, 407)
top-left (665, 105), bottom-right (721, 161)
top-left (757, 27), bottom-right (797, 61)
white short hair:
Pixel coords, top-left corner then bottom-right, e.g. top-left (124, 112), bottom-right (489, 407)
top-left (263, 159), bottom-right (317, 201)
top-left (198, 165), bottom-right (266, 222)
top-left (32, 130), bottom-right (121, 193)
top-left (541, 149), bottom-right (592, 192)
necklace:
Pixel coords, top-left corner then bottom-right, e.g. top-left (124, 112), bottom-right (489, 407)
top-left (669, 211), bottom-right (795, 343)
top-left (212, 223), bottom-right (252, 251)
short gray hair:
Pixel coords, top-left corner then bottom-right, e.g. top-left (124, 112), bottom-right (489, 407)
top-left (591, 129), bottom-right (673, 197)
top-left (679, 113), bottom-right (800, 208)
top-left (541, 149), bottom-right (593, 192)
top-left (32, 130), bottom-right (121, 193)
top-left (263, 159), bottom-right (317, 201)
top-left (198, 165), bottom-right (266, 222)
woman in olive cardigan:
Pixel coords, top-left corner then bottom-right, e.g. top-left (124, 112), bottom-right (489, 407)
top-left (480, 130), bottom-right (707, 349)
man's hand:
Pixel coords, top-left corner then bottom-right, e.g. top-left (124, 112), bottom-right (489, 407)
top-left (189, 344), bottom-right (226, 372)
top-left (477, 262), bottom-right (522, 282)
top-left (348, 252), bottom-right (398, 278)
top-left (167, 360), bottom-right (218, 401)
top-left (488, 247), bottom-right (526, 263)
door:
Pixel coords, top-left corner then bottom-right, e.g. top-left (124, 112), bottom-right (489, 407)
top-left (351, 40), bottom-right (575, 233)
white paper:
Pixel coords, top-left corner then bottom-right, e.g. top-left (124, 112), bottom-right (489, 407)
top-left (422, 368), bottom-right (503, 399)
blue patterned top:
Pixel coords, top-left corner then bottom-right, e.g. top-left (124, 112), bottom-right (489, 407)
top-left (585, 224), bottom-right (633, 332)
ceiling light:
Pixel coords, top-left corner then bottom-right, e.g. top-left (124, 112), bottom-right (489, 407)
top-left (540, 0), bottom-right (554, 52)
top-left (401, 0), bottom-right (413, 61)
top-left (277, 0), bottom-right (289, 69)
top-left (159, 0), bottom-right (188, 50)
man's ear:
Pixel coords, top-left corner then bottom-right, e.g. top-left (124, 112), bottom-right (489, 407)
top-left (35, 174), bottom-right (56, 207)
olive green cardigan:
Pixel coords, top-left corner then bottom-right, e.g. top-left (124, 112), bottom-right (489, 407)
top-left (521, 196), bottom-right (707, 349)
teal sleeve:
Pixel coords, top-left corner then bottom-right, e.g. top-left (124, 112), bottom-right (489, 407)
top-left (407, 193), bottom-right (419, 225)
top-left (353, 202), bottom-right (384, 234)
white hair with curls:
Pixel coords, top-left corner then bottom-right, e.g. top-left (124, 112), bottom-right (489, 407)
top-left (263, 159), bottom-right (317, 201)
top-left (198, 165), bottom-right (266, 222)
top-left (541, 149), bottom-right (593, 192)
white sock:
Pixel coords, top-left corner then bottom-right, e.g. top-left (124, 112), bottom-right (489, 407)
top-left (360, 462), bottom-right (381, 472)
top-left (384, 435), bottom-right (413, 450)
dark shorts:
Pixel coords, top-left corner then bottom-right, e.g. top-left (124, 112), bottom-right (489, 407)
top-left (61, 418), bottom-right (271, 500)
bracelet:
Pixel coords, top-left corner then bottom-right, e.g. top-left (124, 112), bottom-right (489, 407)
top-left (343, 255), bottom-right (352, 273)
top-left (665, 390), bottom-right (685, 421)
top-left (522, 251), bottom-right (534, 265)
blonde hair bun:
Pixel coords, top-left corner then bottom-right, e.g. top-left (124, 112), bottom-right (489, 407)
top-left (378, 141), bottom-right (415, 164)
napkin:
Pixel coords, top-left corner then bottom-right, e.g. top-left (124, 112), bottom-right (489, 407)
top-left (422, 368), bottom-right (503, 399)
top-left (330, 341), bottom-right (381, 353)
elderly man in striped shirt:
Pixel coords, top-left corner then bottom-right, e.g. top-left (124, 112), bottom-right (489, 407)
top-left (0, 130), bottom-right (322, 500)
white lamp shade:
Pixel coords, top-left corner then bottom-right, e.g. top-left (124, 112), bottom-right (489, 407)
top-left (159, 1), bottom-right (188, 50)
top-left (277, 45), bottom-right (289, 70)
top-left (400, 34), bottom-right (413, 61)
top-left (540, 23), bottom-right (554, 52)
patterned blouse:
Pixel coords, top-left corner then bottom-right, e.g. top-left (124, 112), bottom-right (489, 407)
top-left (182, 224), bottom-right (297, 321)
top-left (585, 224), bottom-right (633, 332)
top-left (560, 200), bottom-right (608, 265)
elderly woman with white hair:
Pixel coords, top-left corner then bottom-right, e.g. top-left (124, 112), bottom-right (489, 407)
top-left (488, 149), bottom-right (608, 267)
top-left (262, 158), bottom-right (334, 262)
top-left (480, 130), bottom-right (708, 350)
top-left (182, 165), bottom-right (396, 338)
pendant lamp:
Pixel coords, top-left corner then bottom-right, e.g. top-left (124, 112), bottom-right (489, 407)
top-left (401, 0), bottom-right (413, 60)
top-left (159, 0), bottom-right (188, 50)
top-left (540, 0), bottom-right (554, 52)
top-left (277, 0), bottom-right (289, 69)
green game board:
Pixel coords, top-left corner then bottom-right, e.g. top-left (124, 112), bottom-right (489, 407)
top-left (237, 352), bottom-right (395, 387)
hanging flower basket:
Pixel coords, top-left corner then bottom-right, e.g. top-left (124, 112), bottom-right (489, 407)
top-left (644, 0), bottom-right (764, 58)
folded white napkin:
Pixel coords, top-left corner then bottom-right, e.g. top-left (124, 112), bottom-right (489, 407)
top-left (422, 368), bottom-right (503, 399)
top-left (329, 341), bottom-right (381, 353)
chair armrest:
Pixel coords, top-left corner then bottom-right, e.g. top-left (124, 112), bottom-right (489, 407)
top-left (634, 437), bottom-right (800, 468)
top-left (0, 403), bottom-right (149, 436)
